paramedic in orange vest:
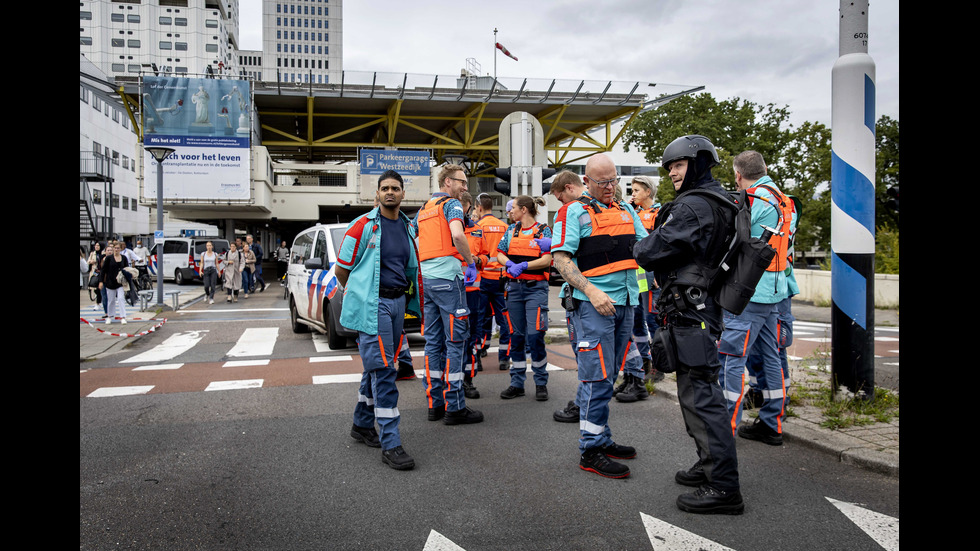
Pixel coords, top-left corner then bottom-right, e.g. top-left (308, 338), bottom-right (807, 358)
top-left (410, 164), bottom-right (484, 426)
top-left (496, 195), bottom-right (553, 402)
top-left (552, 153), bottom-right (647, 479)
top-left (459, 192), bottom-right (488, 400)
top-left (473, 193), bottom-right (512, 372)
top-left (718, 150), bottom-right (792, 446)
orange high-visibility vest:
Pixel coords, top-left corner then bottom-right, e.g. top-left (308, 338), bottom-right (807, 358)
top-left (504, 223), bottom-right (549, 281)
top-left (637, 205), bottom-right (659, 232)
top-left (748, 184), bottom-right (794, 272)
top-left (477, 214), bottom-right (509, 280)
top-left (573, 198), bottom-right (639, 277)
top-left (417, 196), bottom-right (464, 262)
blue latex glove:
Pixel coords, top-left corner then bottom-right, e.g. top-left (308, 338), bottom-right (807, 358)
top-left (533, 237), bottom-right (552, 253)
top-left (465, 262), bottom-right (479, 286)
top-left (506, 261), bottom-right (528, 278)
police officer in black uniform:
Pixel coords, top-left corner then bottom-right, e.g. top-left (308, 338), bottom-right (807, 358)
top-left (634, 135), bottom-right (744, 515)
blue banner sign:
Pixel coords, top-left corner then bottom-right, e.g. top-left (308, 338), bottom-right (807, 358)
top-left (359, 149), bottom-right (431, 176)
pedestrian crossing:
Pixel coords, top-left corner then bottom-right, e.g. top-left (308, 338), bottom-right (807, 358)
top-left (82, 325), bottom-right (573, 398)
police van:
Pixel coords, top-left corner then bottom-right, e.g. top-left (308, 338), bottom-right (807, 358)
top-left (154, 237), bottom-right (230, 285)
top-left (285, 223), bottom-right (421, 349)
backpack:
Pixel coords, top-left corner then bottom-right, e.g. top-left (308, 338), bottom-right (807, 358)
top-left (683, 188), bottom-right (776, 315)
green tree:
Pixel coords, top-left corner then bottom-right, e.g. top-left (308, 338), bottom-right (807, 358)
top-left (623, 92), bottom-right (792, 203)
top-left (874, 115), bottom-right (899, 230)
top-left (781, 121), bottom-right (833, 254)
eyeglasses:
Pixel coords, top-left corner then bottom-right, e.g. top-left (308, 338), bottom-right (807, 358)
top-left (448, 177), bottom-right (467, 185)
top-left (587, 174), bottom-right (620, 188)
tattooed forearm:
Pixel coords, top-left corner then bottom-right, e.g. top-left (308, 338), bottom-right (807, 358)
top-left (553, 252), bottom-right (591, 293)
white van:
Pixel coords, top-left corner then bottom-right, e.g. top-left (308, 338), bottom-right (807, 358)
top-left (286, 223), bottom-right (420, 349)
top-left (153, 237), bottom-right (231, 285)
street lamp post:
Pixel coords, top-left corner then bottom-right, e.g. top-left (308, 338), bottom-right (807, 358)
top-left (144, 146), bottom-right (175, 308)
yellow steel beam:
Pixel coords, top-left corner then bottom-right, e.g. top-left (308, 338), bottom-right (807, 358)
top-left (386, 99), bottom-right (403, 146)
top-left (118, 87), bottom-right (143, 141)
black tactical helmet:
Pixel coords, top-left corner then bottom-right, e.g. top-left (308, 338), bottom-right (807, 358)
top-left (662, 135), bottom-right (720, 170)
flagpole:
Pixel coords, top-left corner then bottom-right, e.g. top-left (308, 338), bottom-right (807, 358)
top-left (493, 27), bottom-right (498, 82)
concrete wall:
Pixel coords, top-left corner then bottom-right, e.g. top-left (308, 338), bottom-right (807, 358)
top-left (793, 269), bottom-right (899, 309)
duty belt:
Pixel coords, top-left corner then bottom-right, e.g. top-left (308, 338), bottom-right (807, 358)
top-left (379, 285), bottom-right (409, 299)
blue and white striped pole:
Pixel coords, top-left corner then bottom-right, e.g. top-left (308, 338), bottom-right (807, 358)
top-left (831, 0), bottom-right (876, 399)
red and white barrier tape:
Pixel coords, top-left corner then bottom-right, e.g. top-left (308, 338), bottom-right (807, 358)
top-left (80, 317), bottom-right (167, 337)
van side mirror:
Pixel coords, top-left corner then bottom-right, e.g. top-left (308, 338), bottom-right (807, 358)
top-left (304, 258), bottom-right (323, 270)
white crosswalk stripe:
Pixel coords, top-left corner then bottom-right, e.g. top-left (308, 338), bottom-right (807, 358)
top-left (227, 327), bottom-right (279, 357)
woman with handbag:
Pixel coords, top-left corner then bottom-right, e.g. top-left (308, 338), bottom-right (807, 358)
top-left (98, 242), bottom-right (129, 324)
top-left (199, 241), bottom-right (220, 305)
top-left (223, 242), bottom-right (244, 303)
top-left (242, 243), bottom-right (256, 299)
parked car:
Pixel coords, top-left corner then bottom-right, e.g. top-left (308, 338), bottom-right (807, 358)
top-left (285, 223), bottom-right (421, 349)
top-left (155, 237), bottom-right (230, 285)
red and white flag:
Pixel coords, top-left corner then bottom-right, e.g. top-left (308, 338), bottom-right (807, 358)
top-left (495, 42), bottom-right (518, 61)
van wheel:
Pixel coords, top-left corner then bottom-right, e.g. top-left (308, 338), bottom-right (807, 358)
top-left (175, 269), bottom-right (185, 285)
top-left (326, 306), bottom-right (346, 349)
top-left (290, 297), bottom-right (309, 334)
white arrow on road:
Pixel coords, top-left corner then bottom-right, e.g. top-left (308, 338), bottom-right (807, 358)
top-left (422, 530), bottom-right (465, 551)
top-left (827, 497), bottom-right (899, 550)
top-left (640, 512), bottom-right (735, 550)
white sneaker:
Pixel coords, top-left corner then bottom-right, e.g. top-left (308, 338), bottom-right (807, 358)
top-left (209, 299), bottom-right (214, 304)
top-left (120, 318), bottom-right (128, 325)
top-left (105, 318), bottom-right (112, 325)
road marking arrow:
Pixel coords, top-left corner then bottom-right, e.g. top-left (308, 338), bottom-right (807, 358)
top-left (640, 512), bottom-right (735, 550)
top-left (826, 497), bottom-right (899, 551)
top-left (422, 529), bottom-right (465, 551)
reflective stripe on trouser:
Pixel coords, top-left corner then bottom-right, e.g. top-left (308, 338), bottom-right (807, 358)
top-left (632, 289), bottom-right (661, 362)
top-left (353, 295), bottom-right (405, 450)
top-left (422, 277), bottom-right (469, 412)
top-left (622, 339), bottom-right (643, 378)
top-left (504, 280), bottom-right (549, 388)
top-left (480, 277), bottom-right (511, 361)
top-left (676, 362), bottom-right (740, 493)
top-left (572, 301), bottom-right (632, 453)
top-left (718, 301), bottom-right (784, 434)
top-left (747, 295), bottom-right (794, 390)
top-left (463, 288), bottom-right (484, 377)
top-left (398, 331), bottom-right (414, 369)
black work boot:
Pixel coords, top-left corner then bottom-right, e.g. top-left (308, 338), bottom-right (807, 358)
top-left (553, 400), bottom-right (579, 423)
top-left (427, 404), bottom-right (445, 421)
top-left (597, 442), bottom-right (636, 460)
top-left (500, 386), bottom-right (525, 399)
top-left (463, 374), bottom-right (480, 399)
top-left (444, 407), bottom-right (484, 425)
top-left (676, 485), bottom-right (744, 515)
top-left (381, 446), bottom-right (415, 470)
top-left (579, 447), bottom-right (630, 479)
top-left (737, 417), bottom-right (783, 446)
top-left (396, 361), bottom-right (416, 381)
top-left (615, 375), bottom-right (649, 402)
top-left (612, 375), bottom-right (629, 396)
top-left (675, 459), bottom-right (707, 487)
top-left (350, 424), bottom-right (380, 448)
top-left (535, 385), bottom-right (549, 401)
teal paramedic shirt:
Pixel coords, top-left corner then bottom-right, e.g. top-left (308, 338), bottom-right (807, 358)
top-left (551, 192), bottom-right (648, 307)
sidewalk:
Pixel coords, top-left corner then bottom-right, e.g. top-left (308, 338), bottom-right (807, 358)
top-left (80, 289), bottom-right (898, 478)
top-left (79, 285), bottom-right (208, 362)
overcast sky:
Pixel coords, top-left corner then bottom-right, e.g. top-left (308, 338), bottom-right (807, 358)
top-left (240, 1), bottom-right (898, 164)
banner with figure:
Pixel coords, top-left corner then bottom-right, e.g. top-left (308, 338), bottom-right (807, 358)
top-left (142, 76), bottom-right (251, 201)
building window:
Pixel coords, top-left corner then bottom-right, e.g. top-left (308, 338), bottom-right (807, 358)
top-left (80, 11), bottom-right (92, 20)
top-left (205, 44), bottom-right (218, 53)
top-left (93, 189), bottom-right (101, 205)
top-left (80, 36), bottom-right (93, 45)
top-left (128, 64), bottom-right (141, 73)
top-left (80, 86), bottom-right (89, 103)
top-left (127, 14), bottom-right (139, 23)
top-left (160, 41), bottom-right (172, 49)
top-left (128, 39), bottom-right (140, 48)
top-left (175, 42), bottom-right (188, 51)
top-left (131, 198), bottom-right (138, 211)
top-left (111, 194), bottom-right (120, 208)
top-left (122, 156), bottom-right (129, 170)
top-left (175, 17), bottom-right (187, 26)
top-left (122, 197), bottom-right (129, 210)
top-left (112, 38), bottom-right (124, 47)
top-left (160, 16), bottom-right (171, 24)
top-left (206, 19), bottom-right (218, 28)
top-left (176, 66), bottom-right (188, 73)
